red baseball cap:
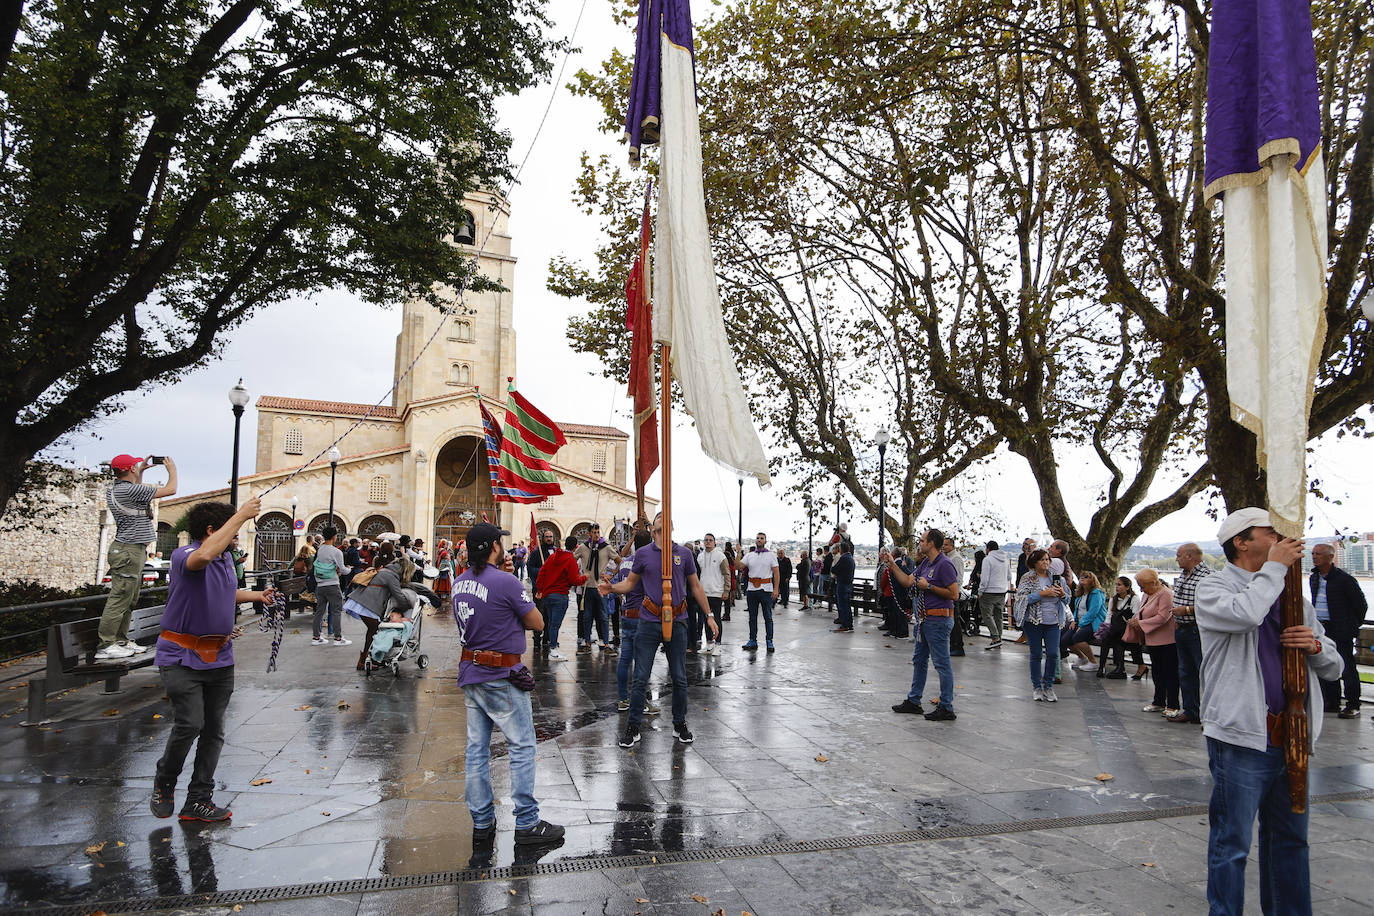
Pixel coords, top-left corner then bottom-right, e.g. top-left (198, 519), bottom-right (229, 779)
top-left (110, 454), bottom-right (140, 471)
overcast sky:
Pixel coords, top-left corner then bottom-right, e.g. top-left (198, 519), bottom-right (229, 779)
top-left (46, 0), bottom-right (1373, 551)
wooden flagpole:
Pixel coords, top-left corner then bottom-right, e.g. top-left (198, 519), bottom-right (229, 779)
top-left (1280, 541), bottom-right (1309, 812)
top-left (659, 342), bottom-right (674, 642)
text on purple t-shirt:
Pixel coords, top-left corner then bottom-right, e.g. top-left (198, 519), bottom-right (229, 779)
top-left (155, 543), bottom-right (238, 670)
top-left (915, 553), bottom-right (958, 611)
top-left (453, 565), bottom-right (535, 687)
top-left (631, 542), bottom-right (697, 621)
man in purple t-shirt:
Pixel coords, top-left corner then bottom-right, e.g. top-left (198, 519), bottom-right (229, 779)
top-left (601, 512), bottom-right (718, 747)
top-left (452, 523), bottom-right (564, 849)
top-left (152, 497), bottom-right (276, 823)
top-left (888, 528), bottom-right (961, 721)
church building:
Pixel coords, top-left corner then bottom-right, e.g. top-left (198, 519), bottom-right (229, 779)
top-left (160, 191), bottom-right (650, 568)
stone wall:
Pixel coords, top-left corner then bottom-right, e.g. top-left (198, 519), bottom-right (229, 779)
top-left (0, 470), bottom-right (112, 590)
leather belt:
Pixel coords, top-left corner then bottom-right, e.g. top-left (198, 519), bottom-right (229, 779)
top-left (749, 577), bottom-right (771, 587)
top-left (462, 648), bottom-right (523, 667)
top-left (921, 608), bottom-right (954, 618)
top-left (641, 597), bottom-right (687, 621)
top-left (159, 630), bottom-right (230, 663)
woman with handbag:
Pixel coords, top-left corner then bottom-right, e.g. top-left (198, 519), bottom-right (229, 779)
top-left (1099, 576), bottom-right (1146, 679)
top-left (1134, 569), bottom-right (1179, 716)
top-left (1066, 572), bottom-right (1107, 671)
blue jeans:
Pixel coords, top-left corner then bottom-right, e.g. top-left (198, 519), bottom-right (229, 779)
top-left (543, 593), bottom-right (569, 648)
top-left (628, 617), bottom-right (688, 729)
top-left (578, 589), bottom-right (610, 644)
top-left (1177, 625), bottom-right (1203, 718)
top-left (835, 582), bottom-right (853, 627)
top-left (1023, 620), bottom-right (1060, 689)
top-left (463, 679), bottom-right (539, 830)
top-left (746, 590), bottom-right (774, 642)
top-left (908, 614), bottom-right (955, 709)
top-left (1206, 737), bottom-right (1310, 916)
top-left (814, 573), bottom-right (829, 598)
top-left (617, 616), bottom-right (640, 700)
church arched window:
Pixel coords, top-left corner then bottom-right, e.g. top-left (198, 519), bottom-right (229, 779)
top-left (455, 211), bottom-right (476, 246)
top-left (284, 427), bottom-right (303, 455)
top-left (454, 319), bottom-right (472, 341)
top-left (454, 363), bottom-right (471, 385)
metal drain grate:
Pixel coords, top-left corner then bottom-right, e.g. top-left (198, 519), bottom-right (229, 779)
top-left (8, 788), bottom-right (1371, 916)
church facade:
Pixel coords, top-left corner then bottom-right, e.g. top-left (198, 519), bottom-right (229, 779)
top-left (161, 191), bottom-right (650, 568)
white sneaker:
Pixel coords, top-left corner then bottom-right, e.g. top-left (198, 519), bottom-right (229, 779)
top-left (1162, 707), bottom-right (1180, 717)
top-left (645, 701), bottom-right (660, 715)
top-left (709, 644), bottom-right (721, 656)
top-left (1069, 661), bottom-right (1082, 670)
top-left (548, 649), bottom-right (567, 660)
top-left (1142, 704), bottom-right (1164, 712)
top-left (1033, 688), bottom-right (1045, 701)
top-left (122, 642), bottom-right (153, 655)
top-left (1043, 688), bottom-right (1058, 702)
top-left (333, 638), bottom-right (353, 647)
top-left (95, 644), bottom-right (136, 660)
top-left (1080, 662), bottom-right (1098, 672)
top-left (311, 637), bottom-right (328, 646)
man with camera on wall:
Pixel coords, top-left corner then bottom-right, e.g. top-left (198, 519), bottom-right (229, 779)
top-left (96, 454), bottom-right (177, 660)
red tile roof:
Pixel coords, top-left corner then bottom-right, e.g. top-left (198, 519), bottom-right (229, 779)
top-left (256, 395), bottom-right (626, 438)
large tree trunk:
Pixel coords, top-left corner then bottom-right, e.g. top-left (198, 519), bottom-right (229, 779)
top-left (1207, 409), bottom-right (1267, 511)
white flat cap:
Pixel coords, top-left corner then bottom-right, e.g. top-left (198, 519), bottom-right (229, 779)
top-left (1217, 507), bottom-right (1272, 546)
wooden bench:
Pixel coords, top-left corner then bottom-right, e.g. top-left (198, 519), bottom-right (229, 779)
top-left (22, 603), bottom-right (164, 726)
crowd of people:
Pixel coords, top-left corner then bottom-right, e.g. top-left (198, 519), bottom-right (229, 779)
top-left (100, 450), bottom-right (1362, 911)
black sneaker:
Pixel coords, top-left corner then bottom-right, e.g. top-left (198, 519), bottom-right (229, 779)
top-left (472, 822), bottom-right (496, 841)
top-left (514, 819), bottom-right (566, 846)
top-left (891, 699), bottom-right (924, 714)
top-left (924, 705), bottom-right (957, 722)
top-left (673, 722), bottom-right (694, 744)
top-left (619, 726), bottom-right (641, 748)
top-left (178, 799), bottom-right (232, 822)
top-left (1339, 707), bottom-right (1361, 719)
top-left (150, 782), bottom-right (175, 819)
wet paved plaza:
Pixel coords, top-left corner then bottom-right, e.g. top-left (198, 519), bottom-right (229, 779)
top-left (1, 597), bottom-right (1372, 915)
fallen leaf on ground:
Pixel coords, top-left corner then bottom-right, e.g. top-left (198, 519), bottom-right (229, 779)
top-left (296, 705), bottom-right (312, 711)
top-left (636, 898), bottom-right (649, 904)
top-left (509, 889), bottom-right (517, 896)
top-left (337, 702), bottom-right (350, 710)
top-left (115, 841), bottom-right (125, 847)
top-left (955, 684), bottom-right (964, 689)
top-left (101, 708), bottom-right (118, 717)
top-left (690, 894), bottom-right (708, 903)
top-left (884, 644), bottom-right (892, 648)
top-left (651, 856), bottom-right (657, 864)
top-left (322, 811), bottom-right (331, 816)
top-left (815, 754), bottom-right (828, 763)
top-left (152, 714), bottom-right (162, 719)
top-left (233, 906), bottom-right (243, 912)
top-left (85, 842), bottom-right (105, 855)
top-left (1095, 773), bottom-right (1114, 782)
top-left (304, 769), bottom-right (311, 774)
top-left (250, 778), bottom-right (273, 786)
top-left (1142, 862), bottom-right (1155, 867)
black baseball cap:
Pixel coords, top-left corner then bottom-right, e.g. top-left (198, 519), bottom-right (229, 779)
top-left (466, 522), bottom-right (511, 556)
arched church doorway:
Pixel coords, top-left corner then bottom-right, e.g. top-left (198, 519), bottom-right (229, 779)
top-left (433, 435), bottom-right (497, 546)
top-left (358, 515), bottom-right (395, 540)
top-left (534, 521), bottom-right (561, 545)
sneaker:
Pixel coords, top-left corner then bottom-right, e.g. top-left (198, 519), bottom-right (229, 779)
top-left (1339, 707), bottom-right (1362, 719)
top-left (617, 699), bottom-right (630, 712)
top-left (333, 637), bottom-right (352, 646)
top-left (673, 723), bottom-right (694, 744)
top-left (1069, 661), bottom-right (1082, 670)
top-left (311, 637), bottom-right (328, 646)
top-left (178, 799), bottom-right (232, 822)
top-left (708, 644), bottom-right (721, 656)
top-left (1043, 688), bottom-right (1058, 702)
top-left (122, 642), bottom-right (153, 655)
top-left (924, 705), bottom-right (957, 721)
top-left (985, 640), bottom-right (1002, 650)
top-left (602, 643), bottom-right (618, 657)
top-left (832, 626), bottom-right (854, 633)
top-left (1033, 688), bottom-right (1045, 702)
top-left (94, 643), bottom-right (136, 660)
top-left (514, 819), bottom-right (566, 846)
top-left (1142, 704), bottom-right (1165, 712)
top-left (645, 701), bottom-right (661, 715)
top-left (742, 641), bottom-right (759, 651)
top-left (1080, 662), bottom-right (1098, 672)
top-left (766, 640), bottom-right (775, 653)
top-left (1162, 707), bottom-right (1180, 717)
top-left (472, 822), bottom-right (496, 841)
top-left (891, 699), bottom-right (924, 714)
top-left (548, 649), bottom-right (567, 661)
top-left (577, 644), bottom-right (591, 654)
top-left (619, 726), bottom-right (641, 748)
top-left (150, 782), bottom-right (175, 818)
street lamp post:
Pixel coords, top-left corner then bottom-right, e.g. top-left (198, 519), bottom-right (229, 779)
top-left (875, 426), bottom-right (890, 551)
top-left (737, 477), bottom-right (744, 551)
top-left (327, 446), bottom-right (342, 531)
top-left (227, 379), bottom-right (250, 507)
top-left (290, 495), bottom-right (299, 556)
top-left (805, 495), bottom-right (813, 559)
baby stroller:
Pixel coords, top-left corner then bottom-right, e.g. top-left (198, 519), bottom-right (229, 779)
top-left (364, 567), bottom-right (441, 677)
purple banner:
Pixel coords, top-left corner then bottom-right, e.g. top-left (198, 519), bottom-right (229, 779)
top-left (1204, 0), bottom-right (1321, 194)
top-left (623, 0), bottom-right (698, 166)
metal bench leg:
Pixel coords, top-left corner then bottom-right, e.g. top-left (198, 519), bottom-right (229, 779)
top-left (21, 678), bottom-right (48, 726)
top-left (102, 674), bottom-right (123, 695)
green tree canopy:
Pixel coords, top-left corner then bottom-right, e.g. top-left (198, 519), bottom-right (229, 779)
top-left (0, 0), bottom-right (559, 519)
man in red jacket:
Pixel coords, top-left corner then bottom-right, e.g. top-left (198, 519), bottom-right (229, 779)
top-left (534, 536), bottom-right (585, 661)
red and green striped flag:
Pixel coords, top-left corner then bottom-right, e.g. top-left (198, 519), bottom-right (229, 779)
top-left (497, 379), bottom-right (566, 501)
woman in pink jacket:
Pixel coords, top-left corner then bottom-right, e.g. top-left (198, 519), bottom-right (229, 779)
top-left (1135, 568), bottom-right (1179, 717)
